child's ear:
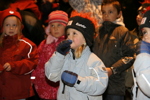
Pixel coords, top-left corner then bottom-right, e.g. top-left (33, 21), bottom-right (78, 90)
top-left (117, 11), bottom-right (122, 19)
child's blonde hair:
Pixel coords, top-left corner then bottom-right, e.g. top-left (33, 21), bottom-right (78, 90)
top-left (74, 44), bottom-right (86, 58)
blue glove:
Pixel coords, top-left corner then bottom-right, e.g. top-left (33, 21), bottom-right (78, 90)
top-left (61, 70), bottom-right (78, 87)
top-left (56, 40), bottom-right (72, 55)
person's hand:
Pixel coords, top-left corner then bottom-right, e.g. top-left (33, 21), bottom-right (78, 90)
top-left (61, 70), bottom-right (78, 87)
top-left (3, 63), bottom-right (11, 71)
top-left (56, 40), bottom-right (72, 55)
top-left (106, 68), bottom-right (113, 77)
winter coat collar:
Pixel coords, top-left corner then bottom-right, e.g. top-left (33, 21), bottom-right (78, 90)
top-left (68, 46), bottom-right (91, 60)
top-left (3, 34), bottom-right (23, 46)
top-left (113, 16), bottom-right (125, 26)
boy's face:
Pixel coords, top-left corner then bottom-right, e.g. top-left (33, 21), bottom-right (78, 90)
top-left (102, 4), bottom-right (121, 22)
top-left (142, 27), bottom-right (150, 43)
top-left (66, 28), bottom-right (86, 50)
top-left (3, 16), bottom-right (21, 36)
top-left (136, 11), bottom-right (144, 26)
top-left (49, 22), bottom-right (66, 38)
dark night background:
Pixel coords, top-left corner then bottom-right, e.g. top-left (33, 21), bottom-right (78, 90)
top-left (0, 0), bottom-right (145, 31)
top-left (118, 0), bottom-right (144, 31)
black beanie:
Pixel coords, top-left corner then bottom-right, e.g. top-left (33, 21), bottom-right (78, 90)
top-left (140, 10), bottom-right (150, 29)
top-left (65, 16), bottom-right (95, 47)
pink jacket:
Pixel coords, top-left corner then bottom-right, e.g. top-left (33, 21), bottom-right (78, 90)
top-left (32, 35), bottom-right (65, 99)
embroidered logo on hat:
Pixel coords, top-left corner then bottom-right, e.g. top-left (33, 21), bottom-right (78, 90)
top-left (0, 8), bottom-right (22, 31)
top-left (140, 10), bottom-right (150, 29)
top-left (76, 22), bottom-right (86, 28)
top-left (9, 11), bottom-right (14, 14)
top-left (141, 17), bottom-right (147, 25)
top-left (67, 20), bottom-right (73, 25)
top-left (65, 16), bottom-right (95, 47)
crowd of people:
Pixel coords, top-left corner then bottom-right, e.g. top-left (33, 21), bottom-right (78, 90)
top-left (0, 0), bottom-right (150, 100)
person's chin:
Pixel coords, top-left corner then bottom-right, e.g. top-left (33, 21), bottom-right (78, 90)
top-left (8, 34), bottom-right (14, 36)
top-left (70, 45), bottom-right (73, 49)
top-left (70, 45), bottom-right (75, 50)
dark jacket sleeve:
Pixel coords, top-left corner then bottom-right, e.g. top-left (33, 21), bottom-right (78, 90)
top-left (112, 30), bottom-right (135, 74)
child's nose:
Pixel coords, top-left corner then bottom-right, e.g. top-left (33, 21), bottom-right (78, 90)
top-left (104, 13), bottom-right (108, 17)
top-left (9, 25), bottom-right (15, 29)
top-left (10, 26), bottom-right (14, 29)
top-left (53, 27), bottom-right (57, 31)
top-left (67, 35), bottom-right (73, 40)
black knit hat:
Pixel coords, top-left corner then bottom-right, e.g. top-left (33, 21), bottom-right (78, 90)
top-left (140, 10), bottom-right (150, 29)
top-left (65, 16), bottom-right (95, 47)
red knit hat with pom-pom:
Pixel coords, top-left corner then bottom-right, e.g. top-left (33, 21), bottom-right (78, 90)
top-left (0, 8), bottom-right (22, 31)
top-left (47, 10), bottom-right (68, 26)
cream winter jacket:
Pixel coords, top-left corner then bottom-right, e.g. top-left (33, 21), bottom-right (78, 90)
top-left (45, 46), bottom-right (108, 100)
top-left (133, 53), bottom-right (150, 100)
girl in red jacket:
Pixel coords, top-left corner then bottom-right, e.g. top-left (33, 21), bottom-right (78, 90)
top-left (0, 8), bottom-right (38, 100)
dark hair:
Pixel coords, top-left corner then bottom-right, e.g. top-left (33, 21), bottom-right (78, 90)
top-left (101, 0), bottom-right (121, 14)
